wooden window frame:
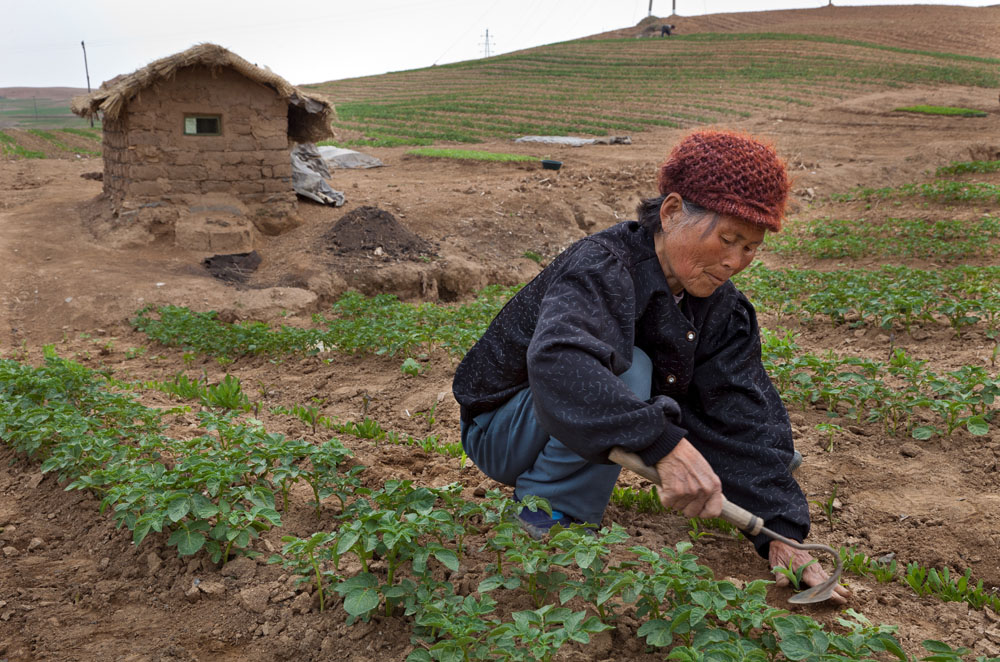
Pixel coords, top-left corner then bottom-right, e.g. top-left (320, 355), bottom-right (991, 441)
top-left (183, 114), bottom-right (222, 136)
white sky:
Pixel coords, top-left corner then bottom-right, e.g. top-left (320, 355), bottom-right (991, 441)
top-left (1, 0), bottom-right (994, 89)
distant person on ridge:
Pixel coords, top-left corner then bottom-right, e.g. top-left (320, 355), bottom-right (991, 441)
top-left (660, 24), bottom-right (674, 37)
top-left (453, 130), bottom-right (850, 604)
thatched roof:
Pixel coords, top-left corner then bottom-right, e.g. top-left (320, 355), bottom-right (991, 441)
top-left (71, 43), bottom-right (334, 143)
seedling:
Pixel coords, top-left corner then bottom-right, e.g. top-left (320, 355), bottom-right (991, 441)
top-left (816, 422), bottom-right (844, 452)
top-left (686, 518), bottom-right (714, 542)
top-left (401, 357), bottom-right (422, 376)
top-left (772, 557), bottom-right (817, 590)
top-left (811, 485), bottom-right (839, 529)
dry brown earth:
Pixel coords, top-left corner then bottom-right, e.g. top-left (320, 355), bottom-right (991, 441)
top-left (2, 5), bottom-right (1000, 661)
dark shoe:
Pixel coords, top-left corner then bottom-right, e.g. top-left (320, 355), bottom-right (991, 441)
top-left (789, 450), bottom-right (803, 474)
top-left (517, 507), bottom-right (579, 539)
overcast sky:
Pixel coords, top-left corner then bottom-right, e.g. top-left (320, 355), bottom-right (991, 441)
top-left (1, 0), bottom-right (994, 89)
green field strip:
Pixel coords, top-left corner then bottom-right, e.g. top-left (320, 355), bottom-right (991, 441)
top-left (27, 128), bottom-right (100, 155)
top-left (60, 128), bottom-right (102, 141)
top-left (0, 130), bottom-right (45, 158)
top-left (767, 216), bottom-right (1000, 260)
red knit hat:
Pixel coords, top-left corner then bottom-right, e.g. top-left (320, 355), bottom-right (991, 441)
top-left (656, 130), bottom-right (790, 232)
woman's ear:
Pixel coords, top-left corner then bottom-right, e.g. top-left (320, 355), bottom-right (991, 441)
top-left (659, 193), bottom-right (683, 233)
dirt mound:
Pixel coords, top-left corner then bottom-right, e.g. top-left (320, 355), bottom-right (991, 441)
top-left (203, 251), bottom-right (262, 284)
top-left (322, 205), bottom-right (434, 258)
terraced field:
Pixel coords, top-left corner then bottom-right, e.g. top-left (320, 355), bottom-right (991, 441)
top-left (1, 5), bottom-right (1000, 661)
top-left (312, 33), bottom-right (999, 146)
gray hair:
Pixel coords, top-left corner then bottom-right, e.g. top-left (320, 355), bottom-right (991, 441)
top-left (636, 195), bottom-right (719, 235)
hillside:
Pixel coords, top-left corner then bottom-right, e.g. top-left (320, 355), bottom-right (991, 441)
top-left (1, 5), bottom-right (1000, 661)
top-left (309, 5), bottom-right (999, 149)
top-left (597, 4), bottom-right (1000, 59)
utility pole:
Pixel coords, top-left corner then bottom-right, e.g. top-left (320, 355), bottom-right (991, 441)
top-left (81, 40), bottom-right (94, 127)
top-left (481, 29), bottom-right (494, 58)
top-left (648, 0), bottom-right (653, 16)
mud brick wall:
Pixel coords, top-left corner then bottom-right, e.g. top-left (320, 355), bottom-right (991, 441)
top-left (100, 118), bottom-right (129, 208)
top-left (116, 66), bottom-right (295, 211)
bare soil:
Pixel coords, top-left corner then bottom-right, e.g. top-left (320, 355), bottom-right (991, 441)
top-left (2, 6), bottom-right (1000, 661)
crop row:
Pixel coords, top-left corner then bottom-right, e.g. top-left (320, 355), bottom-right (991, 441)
top-left (767, 216), bottom-right (1000, 260)
top-left (3, 353), bottom-right (979, 661)
top-left (831, 180), bottom-right (1000, 205)
top-left (142, 371), bottom-right (465, 459)
top-left (27, 128), bottom-right (101, 156)
top-left (318, 34), bottom-right (998, 145)
top-left (134, 263), bottom-right (1000, 371)
top-left (611, 486), bottom-right (1000, 615)
top-left (0, 130), bottom-right (45, 158)
top-left (735, 263), bottom-right (1000, 336)
top-left (0, 351), bottom-right (360, 560)
top-left (131, 285), bottom-right (521, 359)
top-left (762, 329), bottom-right (998, 438)
top-left (840, 547), bottom-right (1000, 614)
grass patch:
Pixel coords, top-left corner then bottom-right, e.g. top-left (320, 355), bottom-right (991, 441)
top-left (132, 285), bottom-right (521, 359)
top-left (936, 159), bottom-right (1000, 176)
top-left (0, 130), bottom-right (45, 158)
top-left (832, 180), bottom-right (1000, 204)
top-left (60, 128), bottom-right (102, 142)
top-left (320, 33), bottom-right (1000, 145)
top-left (767, 216), bottom-right (1000, 260)
top-left (29, 129), bottom-right (100, 156)
top-left (406, 147), bottom-right (537, 163)
top-left (895, 105), bottom-right (987, 117)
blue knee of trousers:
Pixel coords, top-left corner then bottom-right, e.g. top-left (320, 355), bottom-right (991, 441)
top-left (462, 346), bottom-right (654, 520)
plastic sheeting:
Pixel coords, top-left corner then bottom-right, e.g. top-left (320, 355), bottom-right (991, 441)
top-left (514, 135), bottom-right (632, 147)
top-left (291, 143), bottom-right (346, 206)
top-left (318, 146), bottom-right (385, 169)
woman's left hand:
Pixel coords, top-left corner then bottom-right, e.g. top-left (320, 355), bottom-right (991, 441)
top-left (769, 540), bottom-right (851, 605)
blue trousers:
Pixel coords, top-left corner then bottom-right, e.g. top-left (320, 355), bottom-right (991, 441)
top-left (461, 347), bottom-right (653, 524)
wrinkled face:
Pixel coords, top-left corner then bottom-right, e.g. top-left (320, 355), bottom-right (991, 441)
top-left (654, 194), bottom-right (765, 297)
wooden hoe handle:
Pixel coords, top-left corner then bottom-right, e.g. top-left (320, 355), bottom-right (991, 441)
top-left (608, 447), bottom-right (763, 534)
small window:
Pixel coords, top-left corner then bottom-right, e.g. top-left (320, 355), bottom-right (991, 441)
top-left (183, 115), bottom-right (222, 136)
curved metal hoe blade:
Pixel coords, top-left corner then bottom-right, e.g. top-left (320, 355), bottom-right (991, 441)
top-left (608, 447), bottom-right (844, 605)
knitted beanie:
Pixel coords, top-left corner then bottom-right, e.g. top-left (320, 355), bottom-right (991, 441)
top-left (656, 130), bottom-right (790, 232)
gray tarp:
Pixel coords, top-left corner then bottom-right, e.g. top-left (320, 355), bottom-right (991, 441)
top-left (318, 146), bottom-right (385, 169)
top-left (291, 143), bottom-right (346, 206)
top-left (514, 135), bottom-right (632, 147)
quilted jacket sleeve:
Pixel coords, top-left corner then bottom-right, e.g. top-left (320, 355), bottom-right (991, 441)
top-left (681, 288), bottom-right (810, 558)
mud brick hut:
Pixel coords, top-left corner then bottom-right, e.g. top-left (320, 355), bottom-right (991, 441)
top-left (71, 43), bottom-right (333, 251)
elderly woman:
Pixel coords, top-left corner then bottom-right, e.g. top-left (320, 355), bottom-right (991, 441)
top-left (453, 130), bottom-right (847, 601)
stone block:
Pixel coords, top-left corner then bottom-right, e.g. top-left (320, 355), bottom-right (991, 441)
top-left (229, 136), bottom-right (257, 152)
top-left (227, 121), bottom-right (253, 135)
top-left (262, 150), bottom-right (289, 167)
top-left (167, 180), bottom-right (200, 195)
top-left (236, 164), bottom-right (263, 180)
top-left (175, 211), bottom-right (256, 253)
top-left (219, 165), bottom-right (241, 181)
top-left (174, 151), bottom-right (202, 166)
top-left (252, 211), bottom-right (301, 236)
top-left (166, 165), bottom-right (207, 180)
top-left (202, 180), bottom-right (232, 194)
top-left (127, 180), bottom-right (166, 197)
top-left (128, 130), bottom-right (168, 146)
top-left (261, 135), bottom-right (290, 150)
top-left (262, 178), bottom-right (292, 194)
top-left (234, 180), bottom-right (265, 194)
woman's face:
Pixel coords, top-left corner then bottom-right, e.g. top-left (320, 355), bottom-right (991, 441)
top-left (654, 193), bottom-right (765, 297)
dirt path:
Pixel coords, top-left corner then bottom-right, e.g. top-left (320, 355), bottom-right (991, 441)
top-left (2, 8), bottom-right (1000, 659)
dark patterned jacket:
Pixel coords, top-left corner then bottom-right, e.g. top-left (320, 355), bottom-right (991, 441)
top-left (453, 221), bottom-right (809, 556)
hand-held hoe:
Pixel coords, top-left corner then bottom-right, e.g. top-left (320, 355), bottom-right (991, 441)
top-left (608, 447), bottom-right (844, 605)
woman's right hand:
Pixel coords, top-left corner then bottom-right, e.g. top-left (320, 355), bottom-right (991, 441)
top-left (655, 438), bottom-right (724, 518)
